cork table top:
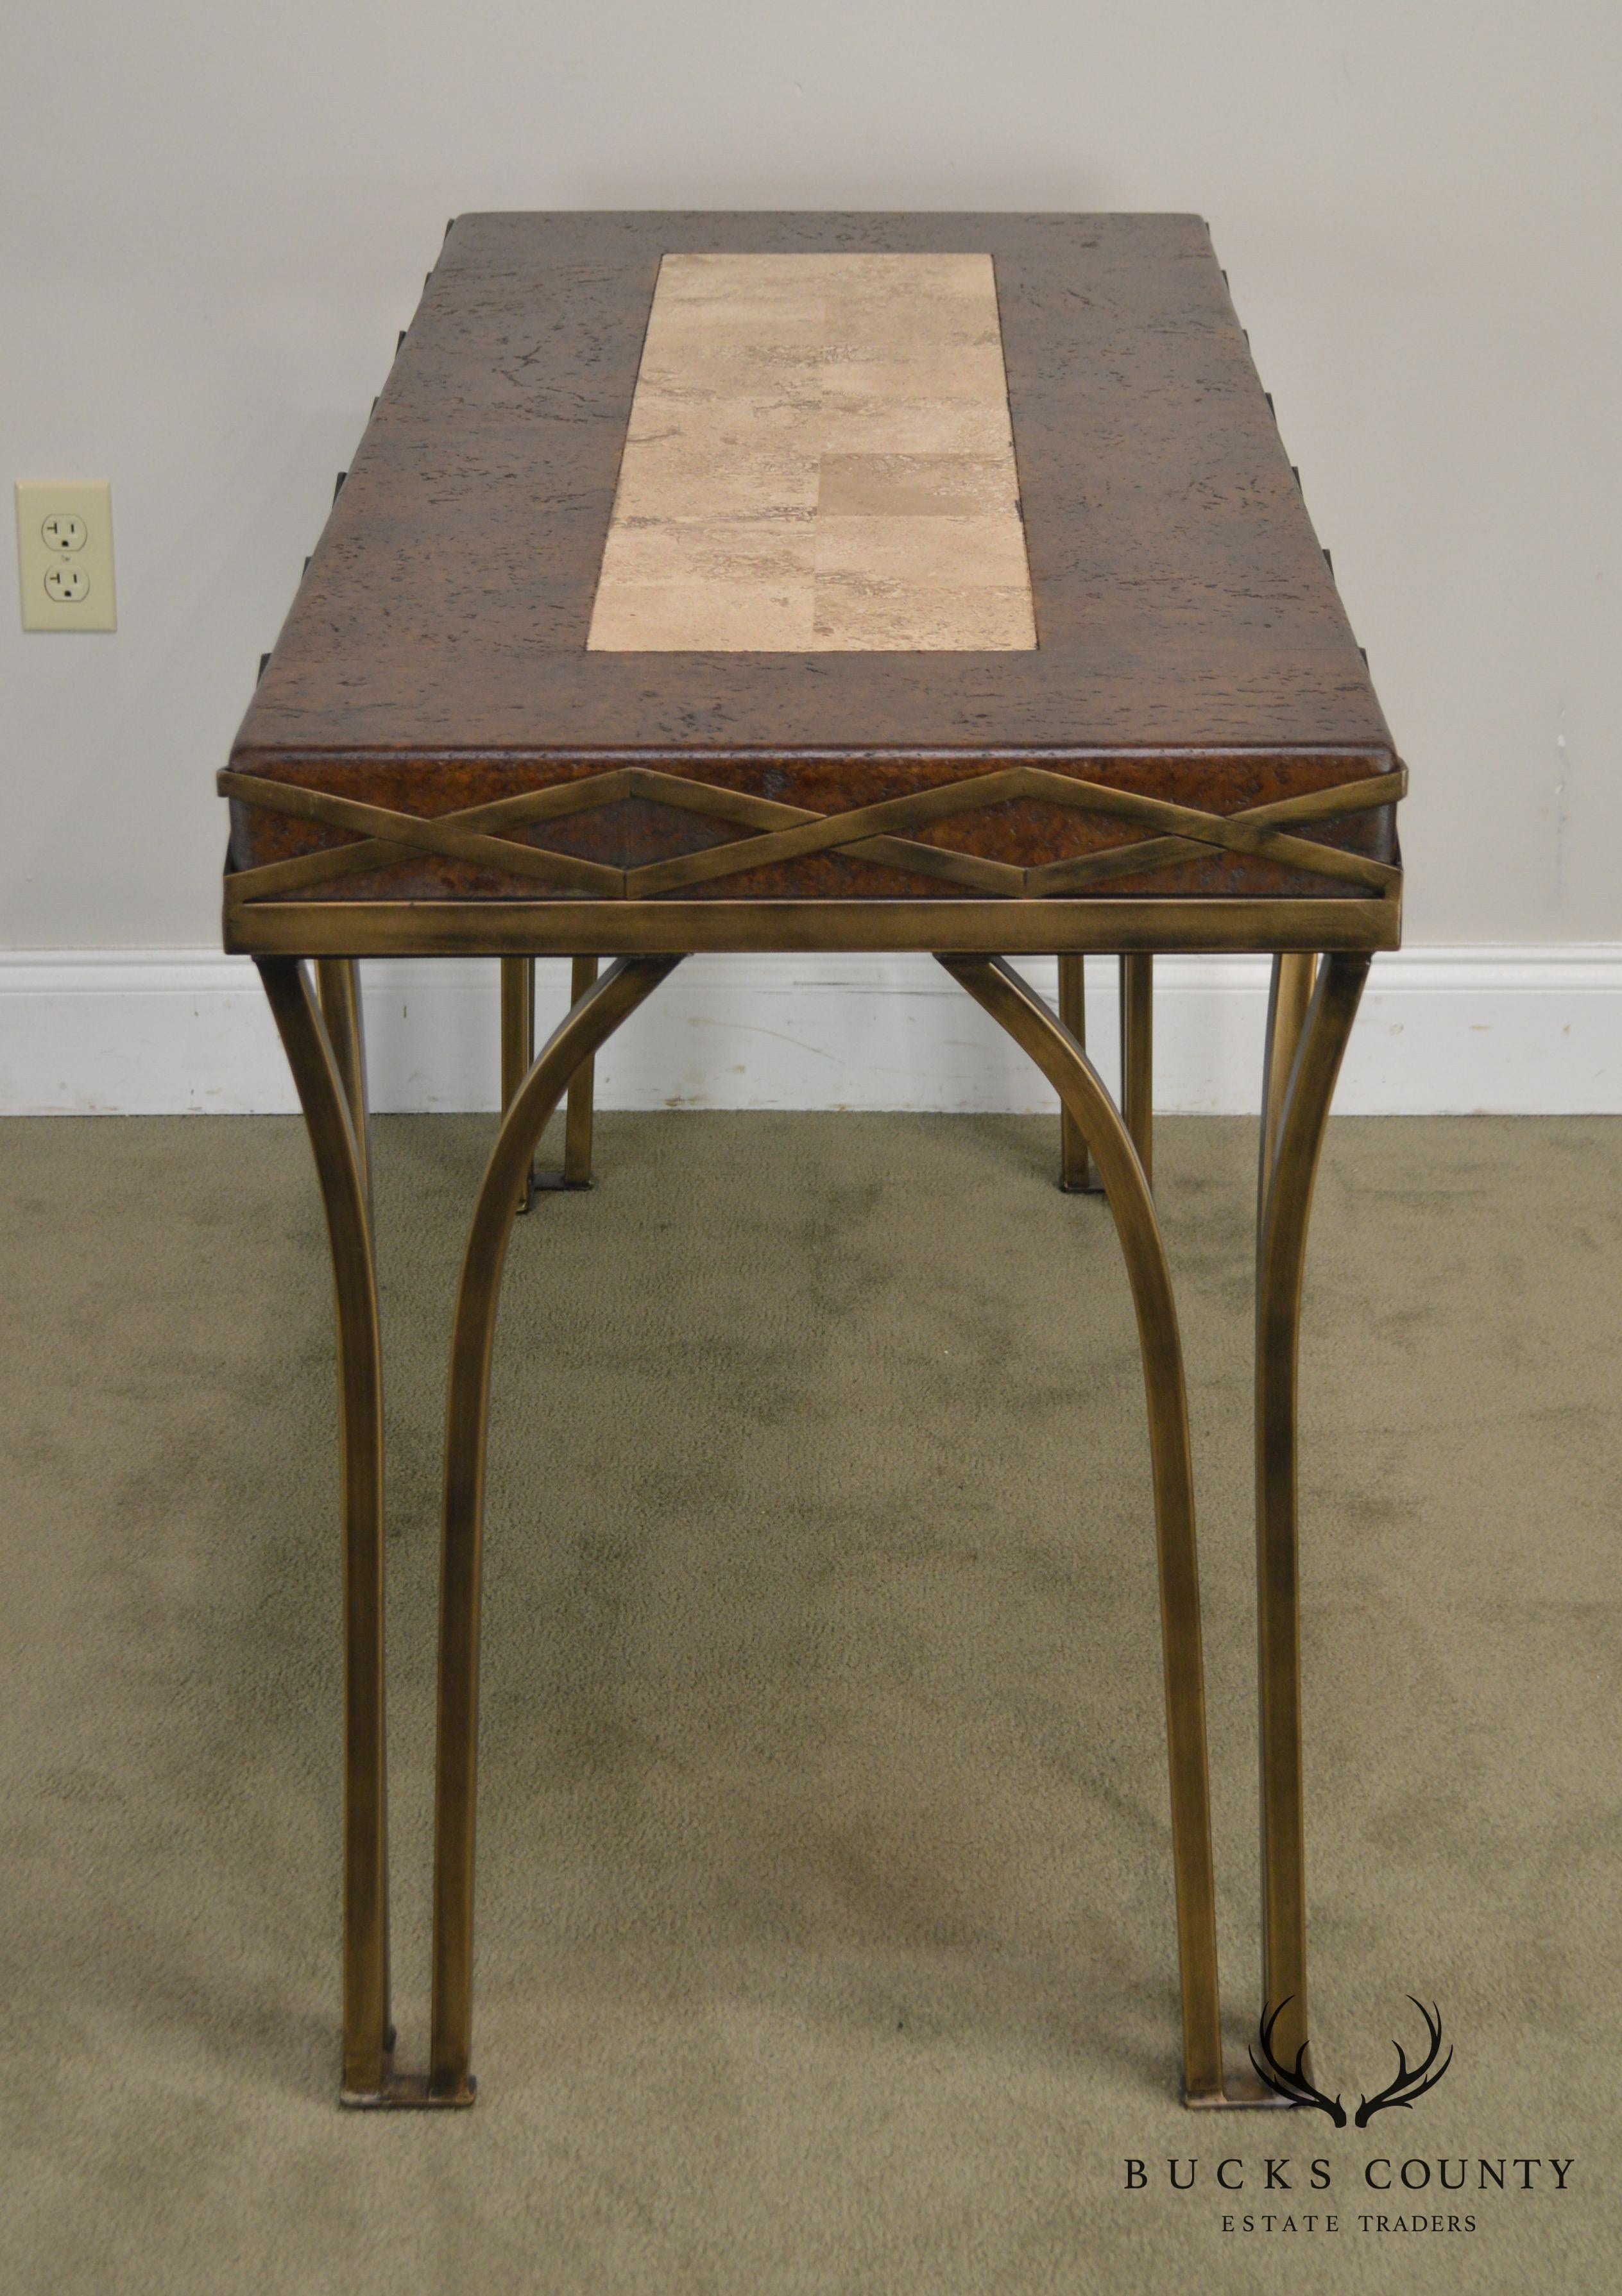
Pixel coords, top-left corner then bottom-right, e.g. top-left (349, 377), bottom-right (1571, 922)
top-left (221, 212), bottom-right (1403, 957)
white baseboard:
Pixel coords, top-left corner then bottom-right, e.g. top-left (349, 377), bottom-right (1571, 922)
top-left (0, 947), bottom-right (1618, 1117)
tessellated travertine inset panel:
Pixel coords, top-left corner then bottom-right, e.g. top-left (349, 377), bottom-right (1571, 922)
top-left (586, 252), bottom-right (1037, 652)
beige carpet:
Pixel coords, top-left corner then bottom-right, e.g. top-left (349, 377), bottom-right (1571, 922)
top-left (1, 1111), bottom-right (1618, 2293)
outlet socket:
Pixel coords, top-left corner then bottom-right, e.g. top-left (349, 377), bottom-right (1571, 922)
top-left (16, 481), bottom-right (116, 631)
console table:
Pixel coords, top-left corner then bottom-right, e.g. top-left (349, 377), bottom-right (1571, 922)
top-left (221, 212), bottom-right (1403, 2109)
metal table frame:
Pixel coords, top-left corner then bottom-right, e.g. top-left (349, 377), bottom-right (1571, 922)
top-left (245, 894), bottom-right (1387, 2110)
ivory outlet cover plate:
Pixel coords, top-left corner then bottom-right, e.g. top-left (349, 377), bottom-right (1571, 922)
top-left (16, 481), bottom-right (116, 631)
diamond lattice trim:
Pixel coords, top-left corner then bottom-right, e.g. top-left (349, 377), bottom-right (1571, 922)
top-left (221, 763), bottom-right (1404, 905)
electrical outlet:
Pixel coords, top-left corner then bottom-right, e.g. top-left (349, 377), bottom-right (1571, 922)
top-left (15, 481), bottom-right (116, 631)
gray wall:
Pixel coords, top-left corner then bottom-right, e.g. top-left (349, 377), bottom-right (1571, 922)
top-left (3, 0), bottom-right (1616, 948)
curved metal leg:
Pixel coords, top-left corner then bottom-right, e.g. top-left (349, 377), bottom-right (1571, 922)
top-left (1119, 953), bottom-right (1154, 1186)
top-left (1254, 953), bottom-right (1370, 2073)
top-left (1257, 954), bottom-right (1316, 1224)
top-left (428, 954), bottom-right (682, 2103)
top-left (257, 958), bottom-right (392, 2102)
top-left (499, 959), bottom-right (536, 1213)
top-left (534, 957), bottom-right (601, 1192)
top-left (316, 959), bottom-right (372, 1215)
top-left (504, 955), bottom-right (602, 1207)
top-left (562, 956), bottom-right (600, 1185)
top-left (939, 954), bottom-right (1224, 2103)
top-left (1056, 955), bottom-right (1098, 1191)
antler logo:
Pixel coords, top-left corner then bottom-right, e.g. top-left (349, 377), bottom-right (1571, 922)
top-left (1251, 1997), bottom-right (1453, 2128)
top-left (1351, 1999), bottom-right (1453, 2128)
top-left (1249, 1999), bottom-right (1346, 2125)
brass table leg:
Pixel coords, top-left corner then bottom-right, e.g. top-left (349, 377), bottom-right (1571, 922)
top-left (1254, 953), bottom-right (1370, 2075)
top-left (257, 959), bottom-right (393, 2102)
top-left (533, 957), bottom-right (601, 1192)
top-left (428, 955), bottom-right (683, 2105)
top-left (499, 958), bottom-right (536, 1215)
top-left (1258, 954), bottom-right (1317, 1224)
top-left (565, 955), bottom-right (600, 1186)
top-left (1119, 953), bottom-right (1154, 1187)
top-left (1056, 955), bottom-right (1100, 1192)
top-left (940, 954), bottom-right (1230, 2104)
top-left (504, 955), bottom-right (601, 1205)
top-left (316, 959), bottom-right (371, 1216)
